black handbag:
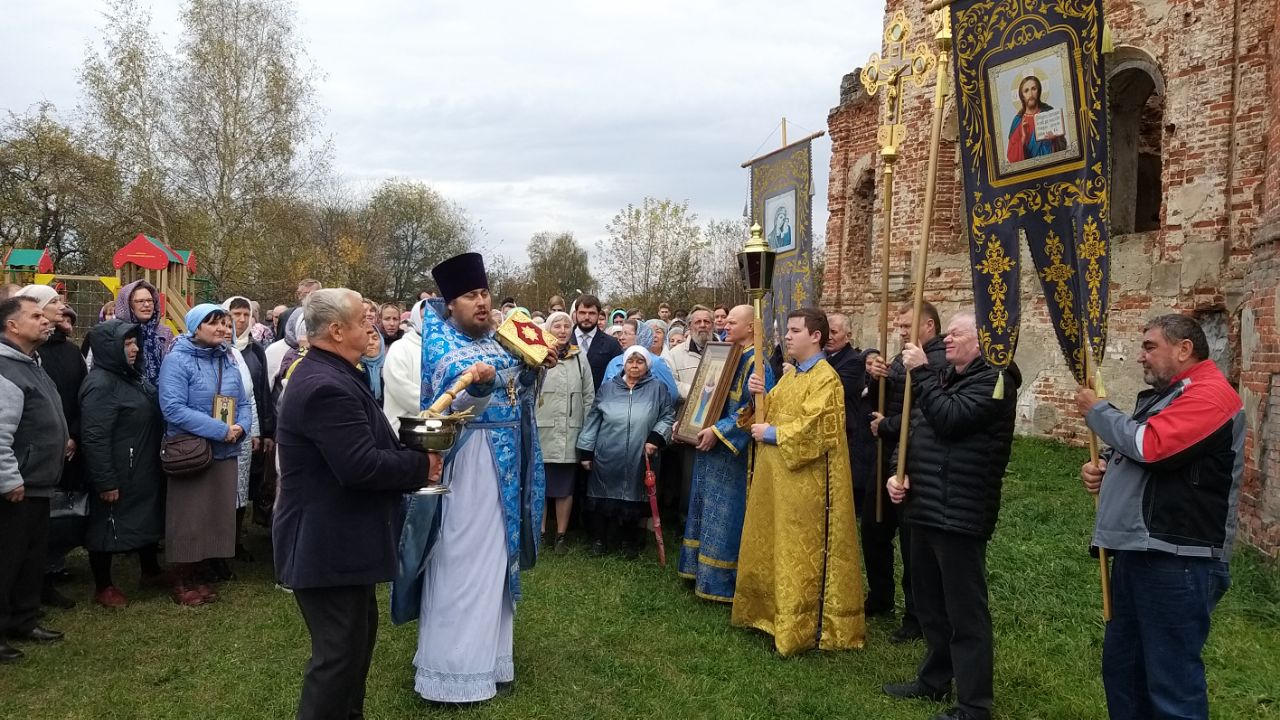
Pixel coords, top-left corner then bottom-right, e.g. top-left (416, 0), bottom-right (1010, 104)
top-left (161, 355), bottom-right (224, 477)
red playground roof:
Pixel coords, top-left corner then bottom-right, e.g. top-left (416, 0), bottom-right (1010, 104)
top-left (113, 233), bottom-right (192, 270)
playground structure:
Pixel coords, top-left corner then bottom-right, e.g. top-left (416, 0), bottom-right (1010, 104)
top-left (2, 248), bottom-right (54, 285)
top-left (2, 234), bottom-right (198, 339)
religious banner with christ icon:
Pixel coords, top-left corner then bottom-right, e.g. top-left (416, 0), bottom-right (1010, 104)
top-left (950, 0), bottom-right (1111, 388)
top-left (746, 138), bottom-right (816, 348)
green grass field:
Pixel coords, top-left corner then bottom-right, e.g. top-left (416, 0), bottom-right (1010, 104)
top-left (2, 438), bottom-right (1277, 719)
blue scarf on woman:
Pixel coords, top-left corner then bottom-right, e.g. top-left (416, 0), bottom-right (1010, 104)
top-left (360, 331), bottom-right (386, 401)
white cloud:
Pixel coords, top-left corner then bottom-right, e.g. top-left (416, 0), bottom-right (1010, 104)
top-left (0, 0), bottom-right (886, 263)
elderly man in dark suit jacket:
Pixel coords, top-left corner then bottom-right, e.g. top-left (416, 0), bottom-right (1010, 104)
top-left (572, 294), bottom-right (620, 390)
top-left (274, 288), bottom-right (438, 720)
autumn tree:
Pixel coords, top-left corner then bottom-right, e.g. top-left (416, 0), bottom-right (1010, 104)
top-left (526, 231), bottom-right (595, 309)
top-left (363, 179), bottom-right (477, 302)
top-left (598, 197), bottom-right (705, 312)
top-left (0, 104), bottom-right (133, 274)
top-left (699, 217), bottom-right (750, 308)
top-left (81, 0), bottom-right (330, 289)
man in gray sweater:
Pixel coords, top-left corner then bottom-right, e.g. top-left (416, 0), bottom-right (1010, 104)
top-left (0, 295), bottom-right (69, 663)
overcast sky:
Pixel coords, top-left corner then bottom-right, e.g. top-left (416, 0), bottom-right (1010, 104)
top-left (0, 0), bottom-right (883, 263)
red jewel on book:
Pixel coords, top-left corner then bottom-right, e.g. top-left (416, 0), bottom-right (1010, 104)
top-left (511, 319), bottom-right (550, 347)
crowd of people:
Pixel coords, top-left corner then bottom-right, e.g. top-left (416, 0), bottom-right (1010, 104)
top-left (0, 256), bottom-right (1245, 720)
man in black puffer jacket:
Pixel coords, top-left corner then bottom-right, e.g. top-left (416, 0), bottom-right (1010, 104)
top-left (866, 301), bottom-right (948, 640)
top-left (882, 310), bottom-right (1019, 720)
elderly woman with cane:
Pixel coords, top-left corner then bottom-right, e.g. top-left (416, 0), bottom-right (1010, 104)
top-left (577, 346), bottom-right (674, 558)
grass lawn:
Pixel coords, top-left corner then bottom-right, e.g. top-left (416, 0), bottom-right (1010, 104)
top-left (2, 437), bottom-right (1277, 719)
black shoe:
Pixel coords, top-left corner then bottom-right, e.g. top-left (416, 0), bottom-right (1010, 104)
top-left (931, 707), bottom-right (982, 720)
top-left (890, 623), bottom-right (924, 644)
top-left (590, 540), bottom-right (607, 556)
top-left (619, 542), bottom-right (639, 560)
top-left (883, 679), bottom-right (948, 702)
top-left (40, 583), bottom-right (76, 610)
top-left (0, 642), bottom-right (22, 663)
top-left (553, 534), bottom-right (568, 555)
top-left (9, 625), bottom-right (64, 643)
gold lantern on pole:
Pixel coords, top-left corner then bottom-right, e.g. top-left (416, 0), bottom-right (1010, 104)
top-left (738, 223), bottom-right (776, 424)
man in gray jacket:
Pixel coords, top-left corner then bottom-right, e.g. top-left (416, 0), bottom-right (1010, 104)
top-left (0, 296), bottom-right (69, 663)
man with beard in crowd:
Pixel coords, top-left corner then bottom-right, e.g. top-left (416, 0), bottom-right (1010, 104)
top-left (667, 305), bottom-right (715, 520)
top-left (574, 294), bottom-right (621, 391)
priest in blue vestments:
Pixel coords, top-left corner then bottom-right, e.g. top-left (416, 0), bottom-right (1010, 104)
top-left (392, 252), bottom-right (547, 704)
top-left (678, 304), bottom-right (776, 601)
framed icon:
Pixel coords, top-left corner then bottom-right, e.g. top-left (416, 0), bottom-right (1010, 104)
top-left (674, 341), bottom-right (742, 445)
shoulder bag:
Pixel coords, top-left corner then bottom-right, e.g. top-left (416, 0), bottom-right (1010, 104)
top-left (161, 356), bottom-right (224, 477)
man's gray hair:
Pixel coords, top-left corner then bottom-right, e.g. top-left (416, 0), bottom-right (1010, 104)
top-left (950, 310), bottom-right (977, 328)
top-left (1144, 313), bottom-right (1209, 361)
top-left (304, 288), bottom-right (360, 339)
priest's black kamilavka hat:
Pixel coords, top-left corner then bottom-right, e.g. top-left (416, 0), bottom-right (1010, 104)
top-left (432, 252), bottom-right (489, 303)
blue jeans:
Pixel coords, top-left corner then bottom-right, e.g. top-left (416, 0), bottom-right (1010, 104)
top-left (1102, 550), bottom-right (1230, 720)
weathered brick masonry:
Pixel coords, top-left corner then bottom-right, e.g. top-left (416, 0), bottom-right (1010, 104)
top-left (823, 0), bottom-right (1278, 555)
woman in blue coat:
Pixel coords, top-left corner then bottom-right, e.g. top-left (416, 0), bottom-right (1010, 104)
top-left (158, 304), bottom-right (252, 605)
top-left (577, 345), bottom-right (675, 558)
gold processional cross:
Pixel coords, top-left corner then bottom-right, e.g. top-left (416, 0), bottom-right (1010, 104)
top-left (858, 10), bottom-right (939, 521)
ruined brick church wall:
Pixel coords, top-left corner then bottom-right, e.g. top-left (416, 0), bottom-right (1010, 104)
top-left (824, 0), bottom-right (1277, 555)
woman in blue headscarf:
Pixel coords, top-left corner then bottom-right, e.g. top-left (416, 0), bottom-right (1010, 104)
top-left (602, 319), bottom-right (678, 398)
top-left (157, 304), bottom-right (253, 606)
top-left (360, 327), bottom-right (385, 403)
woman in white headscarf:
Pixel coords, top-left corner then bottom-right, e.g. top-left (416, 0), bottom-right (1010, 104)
top-left (382, 299), bottom-right (426, 432)
top-left (576, 345), bottom-right (674, 558)
top-left (220, 297), bottom-right (263, 564)
top-left (535, 310), bottom-right (593, 553)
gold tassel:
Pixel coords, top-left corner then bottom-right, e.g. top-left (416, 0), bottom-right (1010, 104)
top-left (1094, 366), bottom-right (1107, 398)
top-left (993, 369), bottom-right (1005, 399)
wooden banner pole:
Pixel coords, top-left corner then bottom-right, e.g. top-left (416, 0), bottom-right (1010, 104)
top-left (894, 13), bottom-right (952, 491)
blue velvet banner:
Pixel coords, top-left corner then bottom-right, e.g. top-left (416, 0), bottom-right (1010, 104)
top-left (949, 0), bottom-right (1111, 383)
top-left (749, 140), bottom-right (815, 347)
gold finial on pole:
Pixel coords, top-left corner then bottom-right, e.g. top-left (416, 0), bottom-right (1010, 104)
top-left (862, 10), bottom-right (939, 523)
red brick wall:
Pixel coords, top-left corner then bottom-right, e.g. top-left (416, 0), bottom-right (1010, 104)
top-left (824, 0), bottom-right (1278, 556)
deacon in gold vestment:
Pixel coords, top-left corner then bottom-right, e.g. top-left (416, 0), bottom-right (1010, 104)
top-left (731, 308), bottom-right (866, 656)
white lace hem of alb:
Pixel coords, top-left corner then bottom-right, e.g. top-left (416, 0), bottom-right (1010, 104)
top-left (414, 656), bottom-right (515, 703)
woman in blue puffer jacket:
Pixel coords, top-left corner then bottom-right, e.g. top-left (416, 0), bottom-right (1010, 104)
top-left (158, 304), bottom-right (252, 606)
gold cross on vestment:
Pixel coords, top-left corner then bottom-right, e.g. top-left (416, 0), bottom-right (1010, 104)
top-left (860, 11), bottom-right (940, 155)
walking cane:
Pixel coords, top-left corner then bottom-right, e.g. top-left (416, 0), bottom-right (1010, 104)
top-left (644, 454), bottom-right (666, 566)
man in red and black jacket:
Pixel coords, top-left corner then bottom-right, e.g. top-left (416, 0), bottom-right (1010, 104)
top-left (1077, 314), bottom-right (1243, 720)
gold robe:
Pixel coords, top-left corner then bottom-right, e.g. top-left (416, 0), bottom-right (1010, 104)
top-left (730, 358), bottom-right (865, 656)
